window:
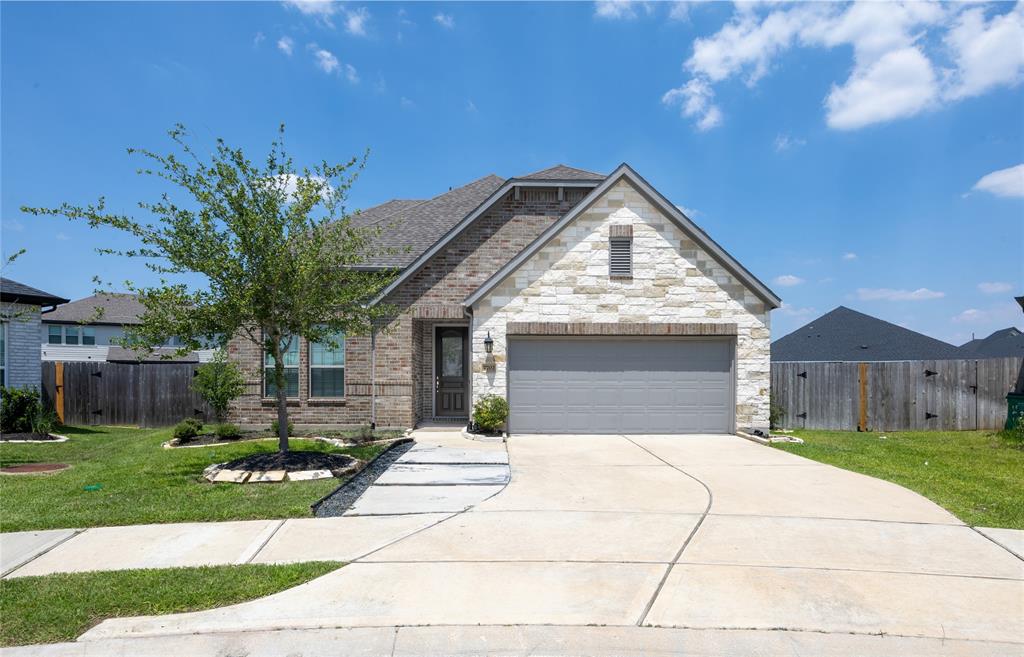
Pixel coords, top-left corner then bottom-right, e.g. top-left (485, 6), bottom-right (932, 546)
top-left (48, 325), bottom-right (62, 344)
top-left (65, 326), bottom-right (80, 345)
top-left (609, 237), bottom-right (633, 277)
top-left (82, 327), bottom-right (96, 345)
top-left (264, 336), bottom-right (299, 397)
top-left (310, 331), bottom-right (345, 398)
top-left (0, 322), bottom-right (6, 387)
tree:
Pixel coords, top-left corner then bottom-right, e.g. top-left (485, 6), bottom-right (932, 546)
top-left (23, 125), bottom-right (397, 452)
top-left (192, 350), bottom-right (245, 422)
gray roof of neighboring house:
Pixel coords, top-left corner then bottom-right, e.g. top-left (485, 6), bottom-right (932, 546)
top-left (771, 306), bottom-right (964, 362)
top-left (959, 327), bottom-right (1024, 358)
top-left (516, 164), bottom-right (605, 181)
top-left (0, 278), bottom-right (69, 307)
top-left (42, 293), bottom-right (145, 325)
top-left (351, 174), bottom-right (506, 268)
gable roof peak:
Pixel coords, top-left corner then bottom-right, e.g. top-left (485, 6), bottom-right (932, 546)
top-left (517, 164), bottom-right (605, 181)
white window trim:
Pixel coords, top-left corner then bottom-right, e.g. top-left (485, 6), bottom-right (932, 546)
top-left (263, 334), bottom-right (300, 399)
top-left (46, 324), bottom-right (97, 345)
top-left (308, 332), bottom-right (346, 399)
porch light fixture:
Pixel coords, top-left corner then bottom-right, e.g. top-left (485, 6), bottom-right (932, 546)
top-left (483, 332), bottom-right (494, 354)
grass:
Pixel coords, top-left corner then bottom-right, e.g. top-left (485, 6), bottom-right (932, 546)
top-left (773, 428), bottom-right (1024, 529)
top-left (0, 425), bottom-right (392, 532)
top-left (0, 561), bottom-right (342, 646)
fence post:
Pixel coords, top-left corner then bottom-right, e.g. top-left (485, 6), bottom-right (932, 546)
top-left (55, 361), bottom-right (65, 424)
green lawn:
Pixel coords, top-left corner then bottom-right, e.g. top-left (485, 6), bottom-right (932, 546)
top-left (0, 561), bottom-right (341, 646)
top-left (773, 429), bottom-right (1024, 529)
top-left (0, 425), bottom-right (390, 531)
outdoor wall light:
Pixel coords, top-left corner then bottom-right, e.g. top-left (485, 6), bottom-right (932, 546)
top-left (484, 331), bottom-right (494, 354)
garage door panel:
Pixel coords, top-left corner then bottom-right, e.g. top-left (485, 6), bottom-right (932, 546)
top-left (509, 338), bottom-right (734, 434)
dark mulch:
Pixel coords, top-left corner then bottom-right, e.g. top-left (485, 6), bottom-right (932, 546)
top-left (0, 463), bottom-right (70, 474)
top-left (0, 433), bottom-right (60, 442)
top-left (313, 439), bottom-right (414, 517)
top-left (220, 451), bottom-right (358, 474)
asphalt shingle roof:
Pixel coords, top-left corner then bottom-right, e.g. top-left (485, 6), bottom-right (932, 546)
top-left (517, 164), bottom-right (605, 181)
top-left (771, 306), bottom-right (964, 362)
top-left (0, 278), bottom-right (68, 306)
top-left (959, 327), bottom-right (1024, 358)
top-left (351, 174), bottom-right (506, 268)
top-left (43, 293), bottom-right (146, 325)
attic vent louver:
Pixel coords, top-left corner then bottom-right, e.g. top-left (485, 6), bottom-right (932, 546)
top-left (609, 225), bottom-right (633, 278)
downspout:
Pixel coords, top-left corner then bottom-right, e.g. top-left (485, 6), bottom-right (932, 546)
top-left (370, 325), bottom-right (376, 430)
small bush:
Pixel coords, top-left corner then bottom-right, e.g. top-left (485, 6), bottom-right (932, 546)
top-left (352, 424), bottom-right (375, 442)
top-left (472, 394), bottom-right (509, 433)
top-left (1, 387), bottom-right (42, 434)
top-left (30, 408), bottom-right (58, 436)
top-left (214, 423), bottom-right (241, 439)
top-left (271, 419), bottom-right (294, 436)
top-left (173, 418), bottom-right (204, 442)
top-left (192, 351), bottom-right (245, 422)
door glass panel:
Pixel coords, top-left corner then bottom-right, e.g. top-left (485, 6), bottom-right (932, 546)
top-left (441, 335), bottom-right (463, 377)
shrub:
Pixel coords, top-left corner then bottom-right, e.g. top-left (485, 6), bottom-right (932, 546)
top-left (352, 424), bottom-right (375, 442)
top-left (173, 418), bottom-right (204, 442)
top-left (30, 408), bottom-right (58, 436)
top-left (214, 423), bottom-right (241, 439)
top-left (192, 350), bottom-right (245, 422)
top-left (472, 394), bottom-right (509, 433)
top-left (1, 387), bottom-right (42, 434)
top-left (271, 419), bottom-right (294, 437)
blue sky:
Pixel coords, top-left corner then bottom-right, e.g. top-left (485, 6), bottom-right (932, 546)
top-left (2, 1), bottom-right (1022, 344)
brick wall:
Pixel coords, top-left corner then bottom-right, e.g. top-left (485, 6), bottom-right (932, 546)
top-left (2, 304), bottom-right (42, 390)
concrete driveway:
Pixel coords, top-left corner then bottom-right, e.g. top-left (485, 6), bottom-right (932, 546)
top-left (29, 433), bottom-right (1024, 655)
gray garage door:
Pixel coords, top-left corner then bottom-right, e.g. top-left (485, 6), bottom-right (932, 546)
top-left (508, 337), bottom-right (734, 434)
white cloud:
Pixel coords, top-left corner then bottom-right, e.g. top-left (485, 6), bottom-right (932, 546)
top-left (774, 133), bottom-right (806, 152)
top-left (55, 231), bottom-right (70, 241)
top-left (856, 287), bottom-right (945, 301)
top-left (778, 302), bottom-right (817, 318)
top-left (943, 3), bottom-right (1024, 101)
top-left (842, 252), bottom-right (857, 261)
top-left (271, 174), bottom-right (333, 202)
top-left (344, 7), bottom-right (370, 36)
top-left (433, 13), bottom-right (455, 29)
top-left (972, 163), bottom-right (1024, 198)
top-left (277, 36), bottom-right (294, 56)
top-left (978, 281), bottom-right (1014, 295)
top-left (594, 1), bottom-right (652, 20)
top-left (668, 2), bottom-right (690, 22)
top-left (311, 46), bottom-right (340, 74)
top-left (400, 96), bottom-right (415, 109)
top-left (664, 2), bottom-right (1022, 131)
top-left (662, 77), bottom-right (722, 131)
top-left (282, 0), bottom-right (337, 25)
top-left (344, 63), bottom-right (359, 84)
top-left (952, 302), bottom-right (1020, 325)
top-left (773, 274), bottom-right (805, 287)
top-left (676, 205), bottom-right (699, 218)
top-left (253, 32), bottom-right (266, 47)
top-left (466, 99), bottom-right (478, 113)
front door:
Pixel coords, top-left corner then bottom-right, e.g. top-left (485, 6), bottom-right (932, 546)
top-left (435, 326), bottom-right (468, 417)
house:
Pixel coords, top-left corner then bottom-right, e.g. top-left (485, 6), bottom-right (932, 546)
top-left (41, 293), bottom-right (209, 362)
top-left (771, 306), bottom-right (964, 362)
top-left (228, 163), bottom-right (780, 434)
top-left (0, 278), bottom-right (69, 389)
top-left (959, 327), bottom-right (1024, 358)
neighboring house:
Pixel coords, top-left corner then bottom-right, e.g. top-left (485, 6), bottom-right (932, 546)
top-left (959, 327), bottom-right (1024, 358)
top-left (228, 163), bottom-right (780, 434)
top-left (0, 278), bottom-right (69, 389)
top-left (771, 306), bottom-right (964, 362)
top-left (41, 293), bottom-right (208, 362)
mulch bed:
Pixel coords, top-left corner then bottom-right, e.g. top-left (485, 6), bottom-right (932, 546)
top-left (220, 451), bottom-right (358, 474)
top-left (0, 433), bottom-right (61, 442)
top-left (0, 463), bottom-right (70, 474)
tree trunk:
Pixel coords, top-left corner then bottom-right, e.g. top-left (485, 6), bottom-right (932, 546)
top-left (271, 333), bottom-right (290, 453)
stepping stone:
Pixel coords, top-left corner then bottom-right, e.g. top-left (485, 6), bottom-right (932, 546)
top-left (287, 470), bottom-right (334, 482)
top-left (250, 470), bottom-right (286, 483)
top-left (211, 469), bottom-right (250, 484)
top-left (375, 463), bottom-right (510, 486)
top-left (397, 445), bottom-right (508, 465)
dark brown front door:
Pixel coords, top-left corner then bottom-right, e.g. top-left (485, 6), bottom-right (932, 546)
top-left (435, 326), bottom-right (468, 417)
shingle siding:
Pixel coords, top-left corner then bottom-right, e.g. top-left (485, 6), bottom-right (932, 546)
top-left (3, 304), bottom-right (43, 390)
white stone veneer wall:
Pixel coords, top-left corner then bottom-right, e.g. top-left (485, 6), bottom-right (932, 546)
top-left (470, 179), bottom-right (772, 429)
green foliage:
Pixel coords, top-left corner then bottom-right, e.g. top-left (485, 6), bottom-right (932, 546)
top-left (22, 124), bottom-right (399, 453)
top-left (768, 394), bottom-right (784, 430)
top-left (0, 562), bottom-right (342, 646)
top-left (352, 424), bottom-right (375, 442)
top-left (1, 387), bottom-right (41, 434)
top-left (192, 350), bottom-right (245, 421)
top-left (30, 408), bottom-right (58, 436)
top-left (172, 418), bottom-right (204, 442)
top-left (472, 394), bottom-right (509, 433)
top-left (214, 423), bottom-right (241, 439)
top-left (271, 419), bottom-right (294, 436)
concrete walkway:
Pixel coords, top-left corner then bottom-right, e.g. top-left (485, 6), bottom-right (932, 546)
top-left (3, 431), bottom-right (1022, 655)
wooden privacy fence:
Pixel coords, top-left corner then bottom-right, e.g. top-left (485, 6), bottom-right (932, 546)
top-left (42, 361), bottom-right (214, 428)
top-left (771, 357), bottom-right (1024, 431)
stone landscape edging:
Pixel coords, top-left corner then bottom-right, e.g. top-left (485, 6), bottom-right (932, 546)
top-left (0, 433), bottom-right (70, 444)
